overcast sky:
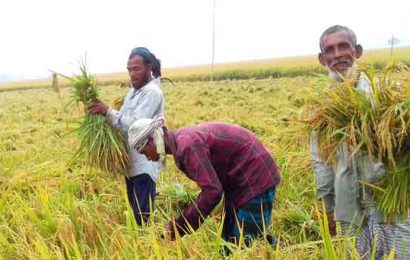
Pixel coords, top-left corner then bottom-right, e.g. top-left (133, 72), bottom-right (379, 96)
top-left (1, 0), bottom-right (410, 81)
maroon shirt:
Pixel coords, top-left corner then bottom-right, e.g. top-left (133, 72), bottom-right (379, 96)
top-left (165, 122), bottom-right (280, 237)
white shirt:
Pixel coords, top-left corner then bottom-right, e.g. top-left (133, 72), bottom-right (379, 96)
top-left (311, 73), bottom-right (385, 226)
top-left (106, 79), bottom-right (165, 181)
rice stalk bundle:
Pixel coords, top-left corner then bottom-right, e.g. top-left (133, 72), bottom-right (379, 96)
top-left (63, 62), bottom-right (130, 176)
top-left (308, 62), bottom-right (410, 220)
top-left (112, 96), bottom-right (125, 110)
top-left (157, 183), bottom-right (200, 213)
top-left (309, 73), bottom-right (376, 162)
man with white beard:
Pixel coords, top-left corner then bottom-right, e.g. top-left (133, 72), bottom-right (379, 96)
top-left (311, 25), bottom-right (410, 259)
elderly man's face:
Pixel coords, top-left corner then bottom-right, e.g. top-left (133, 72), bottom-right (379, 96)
top-left (140, 138), bottom-right (160, 162)
top-left (318, 30), bottom-right (363, 77)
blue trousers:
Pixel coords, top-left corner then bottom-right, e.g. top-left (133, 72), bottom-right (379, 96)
top-left (223, 188), bottom-right (276, 246)
top-left (125, 174), bottom-right (156, 225)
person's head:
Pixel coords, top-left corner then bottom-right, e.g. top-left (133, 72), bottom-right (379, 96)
top-left (128, 115), bottom-right (166, 164)
top-left (151, 57), bottom-right (161, 78)
top-left (318, 25), bottom-right (363, 81)
top-left (127, 47), bottom-right (161, 89)
top-left (140, 136), bottom-right (160, 161)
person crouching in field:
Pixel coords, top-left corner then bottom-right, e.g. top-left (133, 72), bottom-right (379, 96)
top-left (88, 47), bottom-right (165, 226)
top-left (127, 115), bottom-right (281, 246)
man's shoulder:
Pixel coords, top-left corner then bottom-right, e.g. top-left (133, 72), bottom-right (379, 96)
top-left (175, 127), bottom-right (197, 142)
top-left (174, 127), bottom-right (205, 150)
top-left (125, 87), bottom-right (135, 97)
top-left (128, 81), bottom-right (164, 100)
top-left (144, 80), bottom-right (163, 93)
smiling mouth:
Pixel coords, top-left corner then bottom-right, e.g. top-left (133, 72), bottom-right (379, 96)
top-left (332, 61), bottom-right (351, 69)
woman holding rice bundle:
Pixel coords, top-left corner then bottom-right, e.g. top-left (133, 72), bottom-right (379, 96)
top-left (311, 25), bottom-right (410, 259)
top-left (127, 115), bottom-right (281, 248)
top-left (88, 47), bottom-right (164, 226)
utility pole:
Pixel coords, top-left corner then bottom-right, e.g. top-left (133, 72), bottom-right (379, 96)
top-left (211, 0), bottom-right (216, 81)
top-left (390, 34), bottom-right (394, 58)
top-left (388, 34), bottom-right (400, 58)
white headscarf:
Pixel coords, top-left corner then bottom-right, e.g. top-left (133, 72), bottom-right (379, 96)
top-left (128, 114), bottom-right (166, 167)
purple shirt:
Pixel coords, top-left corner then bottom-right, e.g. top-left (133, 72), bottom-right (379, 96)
top-left (166, 122), bottom-right (280, 236)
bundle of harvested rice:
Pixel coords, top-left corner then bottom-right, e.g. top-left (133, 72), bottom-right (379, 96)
top-left (308, 63), bottom-right (410, 221)
top-left (112, 96), bottom-right (125, 110)
top-left (62, 62), bottom-right (130, 175)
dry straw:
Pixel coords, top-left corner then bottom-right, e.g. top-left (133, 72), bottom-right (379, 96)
top-left (61, 60), bottom-right (130, 175)
top-left (308, 62), bottom-right (410, 221)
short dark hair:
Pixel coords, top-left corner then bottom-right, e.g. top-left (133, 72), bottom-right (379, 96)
top-left (319, 25), bottom-right (357, 52)
top-left (129, 47), bottom-right (161, 78)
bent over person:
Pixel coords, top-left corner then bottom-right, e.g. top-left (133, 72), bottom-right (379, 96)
top-left (128, 116), bottom-right (281, 246)
top-left (88, 47), bottom-right (165, 225)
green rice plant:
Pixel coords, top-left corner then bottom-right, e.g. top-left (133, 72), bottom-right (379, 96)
top-left (70, 114), bottom-right (129, 175)
top-left (313, 204), bottom-right (362, 259)
top-left (60, 60), bottom-right (130, 176)
top-left (1, 73), bottom-right (380, 258)
top-left (157, 183), bottom-right (200, 213)
top-left (374, 158), bottom-right (410, 221)
top-left (308, 62), bottom-right (410, 220)
top-left (282, 208), bottom-right (320, 242)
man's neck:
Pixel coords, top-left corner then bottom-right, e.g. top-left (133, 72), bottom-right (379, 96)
top-left (163, 128), bottom-right (172, 155)
top-left (133, 77), bottom-right (152, 91)
top-left (328, 71), bottom-right (344, 82)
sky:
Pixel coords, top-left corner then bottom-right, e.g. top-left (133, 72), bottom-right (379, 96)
top-left (1, 0), bottom-right (410, 82)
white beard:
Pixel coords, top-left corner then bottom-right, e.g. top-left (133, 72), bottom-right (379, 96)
top-left (328, 70), bottom-right (344, 82)
top-left (328, 63), bottom-right (358, 83)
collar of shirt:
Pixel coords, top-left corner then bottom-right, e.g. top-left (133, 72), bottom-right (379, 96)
top-left (164, 130), bottom-right (182, 170)
top-left (130, 78), bottom-right (154, 98)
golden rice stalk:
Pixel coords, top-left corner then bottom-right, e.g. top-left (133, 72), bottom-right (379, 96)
top-left (308, 72), bottom-right (376, 163)
top-left (112, 96), bottom-right (125, 110)
top-left (307, 62), bottom-right (410, 220)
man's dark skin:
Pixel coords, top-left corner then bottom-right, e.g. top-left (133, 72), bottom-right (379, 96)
top-left (88, 55), bottom-right (152, 115)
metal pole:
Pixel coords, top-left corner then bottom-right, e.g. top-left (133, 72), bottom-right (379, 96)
top-left (211, 0), bottom-right (216, 81)
top-left (390, 34), bottom-right (394, 58)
